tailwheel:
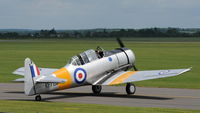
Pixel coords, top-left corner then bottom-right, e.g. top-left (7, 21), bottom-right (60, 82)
top-left (92, 85), bottom-right (102, 94)
top-left (126, 83), bottom-right (136, 95)
top-left (35, 95), bottom-right (42, 101)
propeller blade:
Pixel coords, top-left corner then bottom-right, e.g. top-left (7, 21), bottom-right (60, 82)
top-left (116, 38), bottom-right (138, 71)
top-left (116, 38), bottom-right (125, 48)
top-left (133, 65), bottom-right (138, 71)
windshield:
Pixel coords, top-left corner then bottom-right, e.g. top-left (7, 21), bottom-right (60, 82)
top-left (68, 49), bottom-right (99, 66)
top-left (68, 56), bottom-right (81, 66)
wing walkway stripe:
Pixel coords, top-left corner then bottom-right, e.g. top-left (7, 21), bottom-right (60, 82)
top-left (109, 71), bottom-right (137, 85)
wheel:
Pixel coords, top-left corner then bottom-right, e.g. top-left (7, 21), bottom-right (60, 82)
top-left (92, 85), bottom-right (102, 94)
top-left (126, 83), bottom-right (136, 95)
top-left (35, 95), bottom-right (42, 101)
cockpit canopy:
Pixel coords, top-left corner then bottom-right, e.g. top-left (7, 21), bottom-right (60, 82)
top-left (68, 47), bottom-right (129, 66)
top-left (68, 49), bottom-right (99, 66)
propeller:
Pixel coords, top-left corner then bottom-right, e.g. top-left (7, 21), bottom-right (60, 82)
top-left (133, 64), bottom-right (138, 71)
top-left (116, 38), bottom-right (125, 48)
top-left (116, 38), bottom-right (138, 71)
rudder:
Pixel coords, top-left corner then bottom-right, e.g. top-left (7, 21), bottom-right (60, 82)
top-left (24, 58), bottom-right (40, 96)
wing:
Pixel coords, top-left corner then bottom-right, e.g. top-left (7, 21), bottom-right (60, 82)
top-left (13, 67), bottom-right (58, 76)
top-left (97, 68), bottom-right (191, 85)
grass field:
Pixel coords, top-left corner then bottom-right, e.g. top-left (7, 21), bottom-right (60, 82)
top-left (0, 100), bottom-right (199, 113)
top-left (0, 38), bottom-right (200, 89)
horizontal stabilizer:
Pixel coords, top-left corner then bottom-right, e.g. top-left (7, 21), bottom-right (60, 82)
top-left (35, 75), bottom-right (66, 83)
top-left (13, 78), bottom-right (24, 82)
top-left (13, 67), bottom-right (25, 76)
top-left (13, 67), bottom-right (58, 76)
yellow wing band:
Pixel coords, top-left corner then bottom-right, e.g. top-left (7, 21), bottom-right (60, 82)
top-left (109, 71), bottom-right (137, 85)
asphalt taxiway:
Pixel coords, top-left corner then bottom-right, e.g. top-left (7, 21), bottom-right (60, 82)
top-left (0, 83), bottom-right (199, 110)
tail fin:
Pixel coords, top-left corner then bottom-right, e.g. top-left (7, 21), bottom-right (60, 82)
top-left (24, 58), bottom-right (40, 96)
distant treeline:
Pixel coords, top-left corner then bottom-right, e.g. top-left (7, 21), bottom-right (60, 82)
top-left (0, 28), bottom-right (200, 39)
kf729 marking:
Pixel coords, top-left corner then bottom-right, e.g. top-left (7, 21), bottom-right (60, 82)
top-left (13, 39), bottom-right (191, 101)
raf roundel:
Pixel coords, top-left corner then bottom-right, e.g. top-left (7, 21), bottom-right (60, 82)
top-left (74, 68), bottom-right (87, 84)
top-left (108, 57), bottom-right (112, 62)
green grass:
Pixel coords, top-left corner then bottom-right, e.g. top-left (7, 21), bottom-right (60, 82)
top-left (0, 39), bottom-right (200, 89)
top-left (0, 100), bottom-right (199, 113)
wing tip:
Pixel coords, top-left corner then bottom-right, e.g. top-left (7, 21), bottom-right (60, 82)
top-left (186, 67), bottom-right (192, 72)
top-left (179, 67), bottom-right (192, 75)
top-left (189, 67), bottom-right (192, 70)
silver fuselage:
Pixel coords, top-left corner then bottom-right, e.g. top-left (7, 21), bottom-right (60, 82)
top-left (34, 48), bottom-right (135, 94)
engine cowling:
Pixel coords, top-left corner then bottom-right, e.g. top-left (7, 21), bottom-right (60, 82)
top-left (115, 48), bottom-right (135, 67)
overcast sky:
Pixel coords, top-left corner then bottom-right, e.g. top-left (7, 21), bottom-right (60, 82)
top-left (0, 0), bottom-right (200, 29)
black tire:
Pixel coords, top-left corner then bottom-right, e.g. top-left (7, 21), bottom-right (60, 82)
top-left (35, 95), bottom-right (42, 101)
top-left (126, 83), bottom-right (136, 95)
top-left (92, 85), bottom-right (102, 94)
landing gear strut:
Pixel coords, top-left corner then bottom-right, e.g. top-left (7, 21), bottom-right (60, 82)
top-left (92, 85), bottom-right (102, 94)
top-left (126, 83), bottom-right (136, 95)
top-left (35, 95), bottom-right (42, 101)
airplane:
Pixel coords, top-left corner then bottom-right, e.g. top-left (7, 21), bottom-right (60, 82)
top-left (13, 38), bottom-right (191, 101)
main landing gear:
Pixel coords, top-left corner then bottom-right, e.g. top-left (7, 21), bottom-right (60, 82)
top-left (126, 83), bottom-right (136, 95)
top-left (92, 85), bottom-right (102, 94)
top-left (35, 95), bottom-right (42, 101)
top-left (91, 83), bottom-right (136, 95)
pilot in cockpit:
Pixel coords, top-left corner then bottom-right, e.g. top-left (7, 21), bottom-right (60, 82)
top-left (95, 46), bottom-right (104, 58)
